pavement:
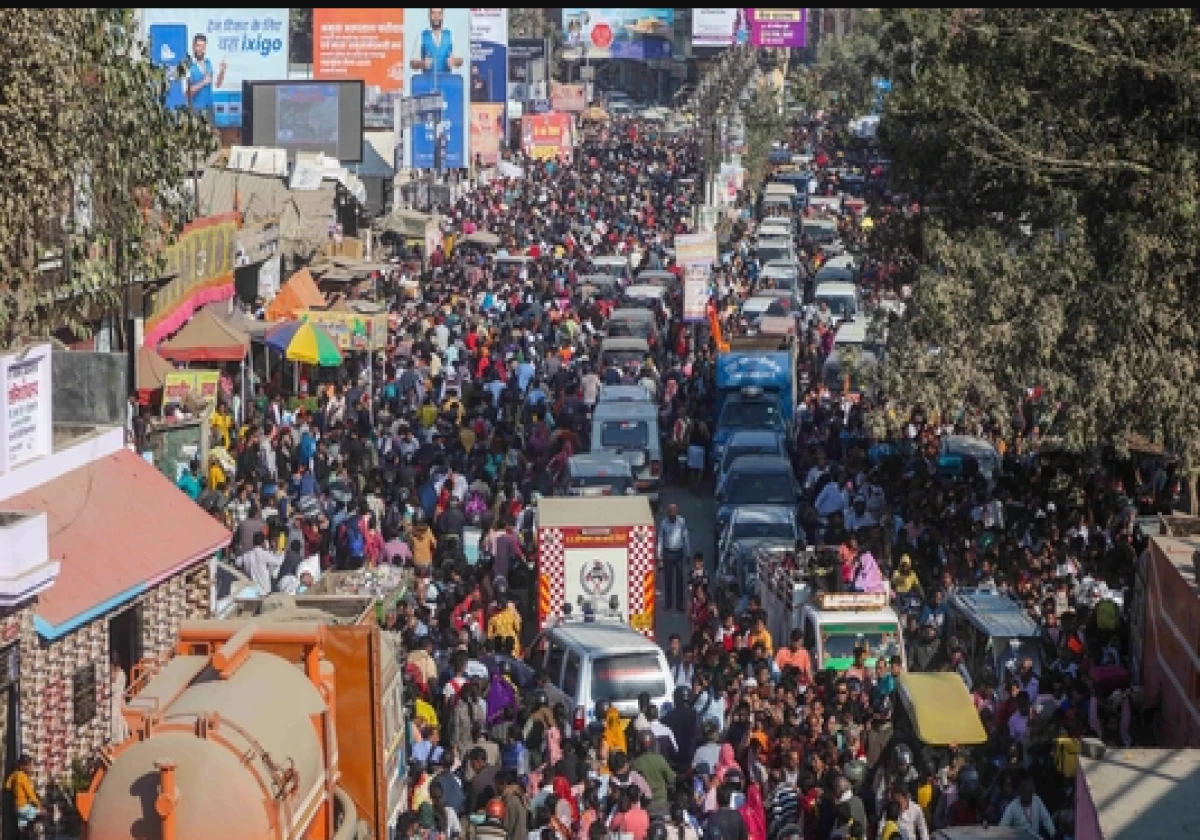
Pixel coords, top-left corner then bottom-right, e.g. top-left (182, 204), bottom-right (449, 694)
top-left (655, 475), bottom-right (718, 645)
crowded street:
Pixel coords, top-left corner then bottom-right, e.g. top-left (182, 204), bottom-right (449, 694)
top-left (3, 8), bottom-right (1200, 840)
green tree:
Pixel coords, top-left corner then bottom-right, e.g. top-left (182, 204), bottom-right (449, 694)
top-left (790, 10), bottom-right (885, 117)
top-left (0, 9), bottom-right (215, 345)
top-left (741, 83), bottom-right (788, 192)
top-left (873, 9), bottom-right (1200, 470)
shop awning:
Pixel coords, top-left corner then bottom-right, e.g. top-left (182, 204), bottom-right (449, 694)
top-left (378, 208), bottom-right (438, 238)
top-left (266, 267), bottom-right (326, 322)
top-left (136, 346), bottom-right (176, 391)
top-left (158, 306), bottom-right (250, 363)
top-left (3, 449), bottom-right (231, 638)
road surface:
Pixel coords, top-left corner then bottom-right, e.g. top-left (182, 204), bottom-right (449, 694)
top-left (655, 476), bottom-right (717, 645)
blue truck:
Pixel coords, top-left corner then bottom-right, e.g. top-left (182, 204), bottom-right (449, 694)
top-left (713, 336), bottom-right (797, 467)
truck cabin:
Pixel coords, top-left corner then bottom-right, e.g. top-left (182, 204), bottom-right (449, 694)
top-left (948, 586), bottom-right (1044, 682)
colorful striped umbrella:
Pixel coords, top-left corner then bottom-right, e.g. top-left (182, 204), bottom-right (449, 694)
top-left (264, 319), bottom-right (342, 367)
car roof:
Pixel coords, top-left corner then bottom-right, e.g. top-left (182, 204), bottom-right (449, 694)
top-left (548, 622), bottom-right (664, 656)
top-left (637, 270), bottom-right (675, 280)
top-left (623, 284), bottom-right (667, 297)
top-left (815, 266), bottom-right (855, 283)
top-left (600, 336), bottom-right (650, 351)
top-left (731, 505), bottom-right (795, 523)
top-left (814, 280), bottom-right (858, 295)
top-left (599, 384), bottom-right (652, 402)
top-left (834, 321), bottom-right (868, 344)
top-left (593, 401), bottom-right (657, 420)
top-left (580, 273), bottom-right (620, 284)
top-left (568, 454), bottom-right (634, 475)
top-left (726, 429), bottom-right (786, 448)
top-left (592, 256), bottom-right (628, 266)
top-left (726, 454), bottom-right (794, 474)
top-left (609, 308), bottom-right (656, 321)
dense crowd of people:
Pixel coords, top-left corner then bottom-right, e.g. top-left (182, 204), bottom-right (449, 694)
top-left (174, 81), bottom-right (1172, 840)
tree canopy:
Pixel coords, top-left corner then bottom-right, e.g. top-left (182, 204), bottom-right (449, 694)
top-left (789, 10), bottom-right (885, 118)
top-left (0, 9), bottom-right (214, 345)
top-left (872, 9), bottom-right (1200, 467)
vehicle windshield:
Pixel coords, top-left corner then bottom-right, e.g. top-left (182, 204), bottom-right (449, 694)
top-left (820, 625), bottom-right (903, 669)
top-left (803, 224), bottom-right (838, 243)
top-left (758, 246), bottom-right (790, 264)
top-left (719, 398), bottom-right (784, 431)
top-left (591, 653), bottom-right (667, 703)
top-left (722, 444), bottom-right (780, 475)
top-left (607, 319), bottom-right (652, 338)
top-left (602, 350), bottom-right (646, 368)
top-left (733, 520), bottom-right (795, 540)
top-left (600, 420), bottom-right (649, 449)
top-left (593, 263), bottom-right (627, 280)
top-left (725, 471), bottom-right (796, 506)
top-left (817, 295), bottom-right (857, 318)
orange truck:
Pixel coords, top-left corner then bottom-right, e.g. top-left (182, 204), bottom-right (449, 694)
top-left (77, 595), bottom-right (406, 840)
top-left (535, 496), bottom-right (658, 637)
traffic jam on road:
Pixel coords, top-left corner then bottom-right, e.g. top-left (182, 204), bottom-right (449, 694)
top-left (68, 42), bottom-right (1169, 840)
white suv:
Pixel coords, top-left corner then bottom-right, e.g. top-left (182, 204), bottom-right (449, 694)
top-left (529, 618), bottom-right (675, 731)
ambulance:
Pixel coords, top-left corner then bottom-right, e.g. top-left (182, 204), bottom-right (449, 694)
top-left (534, 496), bottom-right (658, 638)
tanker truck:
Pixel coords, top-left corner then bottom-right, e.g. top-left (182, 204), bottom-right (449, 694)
top-left (76, 593), bottom-right (406, 839)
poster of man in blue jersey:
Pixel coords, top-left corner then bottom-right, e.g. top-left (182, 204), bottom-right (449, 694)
top-left (405, 8), bottom-right (470, 170)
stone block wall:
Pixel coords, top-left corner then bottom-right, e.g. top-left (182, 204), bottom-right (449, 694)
top-left (19, 560), bottom-right (214, 804)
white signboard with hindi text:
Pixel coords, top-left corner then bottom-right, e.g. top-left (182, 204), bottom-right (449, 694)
top-left (683, 264), bottom-right (709, 324)
top-left (0, 344), bottom-right (53, 473)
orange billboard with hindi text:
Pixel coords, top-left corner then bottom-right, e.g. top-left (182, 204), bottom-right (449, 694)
top-left (313, 9), bottom-right (406, 92)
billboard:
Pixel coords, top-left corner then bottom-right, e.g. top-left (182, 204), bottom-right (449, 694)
top-left (242, 80), bottom-right (365, 161)
top-left (508, 38), bottom-right (548, 103)
top-left (470, 9), bottom-right (508, 165)
top-left (561, 9), bottom-right (674, 61)
top-left (551, 83), bottom-right (587, 113)
top-left (402, 7), bottom-right (471, 169)
top-left (312, 9), bottom-right (406, 130)
top-left (692, 8), bottom-right (752, 48)
top-left (521, 113), bottom-right (576, 163)
top-left (142, 8), bottom-right (290, 128)
top-left (748, 9), bottom-right (808, 48)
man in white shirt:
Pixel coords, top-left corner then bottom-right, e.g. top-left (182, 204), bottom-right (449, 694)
top-left (814, 478), bottom-right (848, 518)
top-left (238, 531), bottom-right (282, 594)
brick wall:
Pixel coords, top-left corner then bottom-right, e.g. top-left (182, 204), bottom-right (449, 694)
top-left (19, 559), bottom-right (214, 803)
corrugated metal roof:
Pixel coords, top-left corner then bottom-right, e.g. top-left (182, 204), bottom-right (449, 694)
top-left (4, 449), bottom-right (231, 632)
top-left (198, 169), bottom-right (338, 260)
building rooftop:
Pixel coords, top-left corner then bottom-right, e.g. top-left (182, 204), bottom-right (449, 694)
top-left (1079, 749), bottom-right (1200, 840)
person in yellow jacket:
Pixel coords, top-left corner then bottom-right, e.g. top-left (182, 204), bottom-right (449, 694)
top-left (891, 555), bottom-right (923, 599)
top-left (487, 599), bottom-right (522, 656)
top-left (5, 753), bottom-right (40, 830)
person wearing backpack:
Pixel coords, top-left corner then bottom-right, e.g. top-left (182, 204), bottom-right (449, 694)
top-left (337, 506), bottom-right (368, 569)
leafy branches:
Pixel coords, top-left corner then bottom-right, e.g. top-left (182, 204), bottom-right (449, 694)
top-left (741, 84), bottom-right (788, 192)
top-left (873, 8), bottom-right (1200, 467)
top-left (0, 9), bottom-right (214, 345)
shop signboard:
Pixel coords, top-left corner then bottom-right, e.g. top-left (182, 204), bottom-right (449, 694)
top-left (550, 83), bottom-right (588, 113)
top-left (161, 370), bottom-right (221, 416)
top-left (561, 9), bottom-right (675, 61)
top-left (0, 344), bottom-right (53, 473)
top-left (682, 265), bottom-right (710, 323)
top-left (142, 8), bottom-right (290, 128)
top-left (748, 9), bottom-right (808, 48)
top-left (469, 9), bottom-right (509, 164)
top-left (692, 8), bottom-right (753, 48)
top-left (521, 112), bottom-right (576, 163)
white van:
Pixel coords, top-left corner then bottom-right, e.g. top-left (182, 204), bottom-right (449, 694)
top-left (813, 280), bottom-right (862, 321)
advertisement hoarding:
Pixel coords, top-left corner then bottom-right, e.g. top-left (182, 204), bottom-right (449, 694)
top-left (470, 9), bottom-right (508, 165)
top-left (297, 310), bottom-right (390, 351)
top-left (142, 8), bottom-right (290, 128)
top-left (692, 8), bottom-right (751, 48)
top-left (561, 9), bottom-right (674, 61)
top-left (550, 83), bottom-right (587, 113)
top-left (403, 7), bottom-right (472, 169)
top-left (508, 38), bottom-right (547, 103)
top-left (312, 9), bottom-right (406, 130)
top-left (749, 8), bottom-right (808, 48)
top-left (521, 113), bottom-right (576, 163)
top-left (0, 344), bottom-right (53, 473)
top-left (682, 265), bottom-right (710, 323)
top-left (162, 370), bottom-right (221, 416)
